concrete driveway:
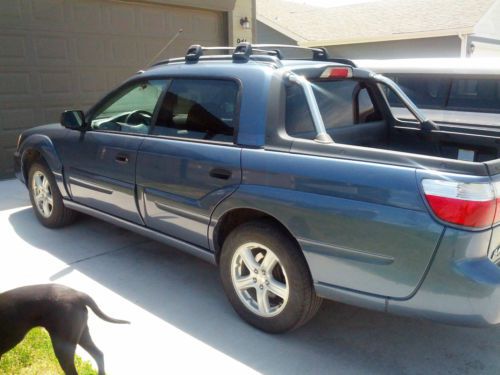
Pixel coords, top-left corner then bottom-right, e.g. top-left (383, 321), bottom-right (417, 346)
top-left (1, 178), bottom-right (499, 375)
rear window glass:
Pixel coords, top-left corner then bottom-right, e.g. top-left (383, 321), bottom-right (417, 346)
top-left (385, 74), bottom-right (500, 113)
top-left (386, 75), bottom-right (450, 109)
top-left (448, 79), bottom-right (500, 112)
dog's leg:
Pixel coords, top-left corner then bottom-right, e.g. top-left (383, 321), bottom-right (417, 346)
top-left (50, 334), bottom-right (79, 375)
top-left (46, 308), bottom-right (87, 375)
top-left (0, 327), bottom-right (30, 358)
top-left (78, 324), bottom-right (105, 375)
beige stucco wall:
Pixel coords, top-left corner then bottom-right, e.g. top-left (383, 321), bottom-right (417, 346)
top-left (228, 0), bottom-right (255, 45)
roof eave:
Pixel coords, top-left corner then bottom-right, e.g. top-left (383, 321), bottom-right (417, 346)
top-left (298, 27), bottom-right (475, 47)
top-left (257, 15), bottom-right (305, 43)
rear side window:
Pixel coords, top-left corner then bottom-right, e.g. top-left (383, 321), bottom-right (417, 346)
top-left (285, 80), bottom-right (382, 139)
top-left (153, 79), bottom-right (238, 142)
top-left (357, 88), bottom-right (380, 123)
top-left (313, 80), bottom-right (381, 129)
top-left (448, 79), bottom-right (500, 112)
top-left (313, 80), bottom-right (355, 128)
top-left (285, 84), bottom-right (316, 139)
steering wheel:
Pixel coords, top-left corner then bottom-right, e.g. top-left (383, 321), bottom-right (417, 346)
top-left (125, 110), bottom-right (152, 125)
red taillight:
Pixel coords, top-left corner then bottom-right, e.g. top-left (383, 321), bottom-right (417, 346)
top-left (422, 179), bottom-right (498, 228)
top-left (320, 67), bottom-right (352, 79)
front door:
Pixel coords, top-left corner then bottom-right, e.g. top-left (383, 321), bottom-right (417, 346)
top-left (59, 79), bottom-right (169, 224)
top-left (136, 78), bottom-right (242, 248)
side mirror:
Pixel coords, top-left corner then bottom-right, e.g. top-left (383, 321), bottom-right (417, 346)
top-left (60, 110), bottom-right (85, 130)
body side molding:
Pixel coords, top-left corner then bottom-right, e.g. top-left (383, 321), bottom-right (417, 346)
top-left (63, 199), bottom-right (216, 265)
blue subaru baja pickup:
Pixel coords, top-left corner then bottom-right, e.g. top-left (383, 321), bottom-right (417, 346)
top-left (14, 44), bottom-right (500, 332)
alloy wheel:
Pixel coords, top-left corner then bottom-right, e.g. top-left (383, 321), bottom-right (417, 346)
top-left (230, 242), bottom-right (289, 318)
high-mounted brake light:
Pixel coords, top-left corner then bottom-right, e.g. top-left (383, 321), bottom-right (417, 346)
top-left (320, 67), bottom-right (352, 79)
top-left (422, 179), bottom-right (500, 228)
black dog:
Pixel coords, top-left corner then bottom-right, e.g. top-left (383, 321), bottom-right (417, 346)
top-left (0, 284), bottom-right (129, 375)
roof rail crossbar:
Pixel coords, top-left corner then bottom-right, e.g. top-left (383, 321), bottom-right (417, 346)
top-left (250, 44), bottom-right (357, 66)
top-left (251, 44), bottom-right (329, 60)
top-left (252, 44), bottom-right (325, 52)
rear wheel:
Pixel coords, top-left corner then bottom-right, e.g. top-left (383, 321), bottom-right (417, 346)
top-left (28, 161), bottom-right (77, 228)
top-left (220, 220), bottom-right (322, 333)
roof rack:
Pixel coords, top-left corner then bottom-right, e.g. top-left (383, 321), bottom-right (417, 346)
top-left (151, 43), bottom-right (356, 67)
top-left (251, 44), bottom-right (356, 67)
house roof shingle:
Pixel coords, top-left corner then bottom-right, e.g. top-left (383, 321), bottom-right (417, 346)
top-left (257, 0), bottom-right (497, 45)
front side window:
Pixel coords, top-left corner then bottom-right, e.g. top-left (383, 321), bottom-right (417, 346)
top-left (90, 80), bottom-right (168, 134)
top-left (153, 79), bottom-right (238, 142)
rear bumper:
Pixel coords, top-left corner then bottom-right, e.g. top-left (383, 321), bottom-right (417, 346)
top-left (388, 228), bottom-right (500, 327)
top-left (316, 227), bottom-right (500, 327)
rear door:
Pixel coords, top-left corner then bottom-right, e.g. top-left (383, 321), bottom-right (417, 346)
top-left (60, 79), bottom-right (168, 224)
top-left (136, 78), bottom-right (241, 248)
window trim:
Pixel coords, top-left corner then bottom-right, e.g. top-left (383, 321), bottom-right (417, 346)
top-left (148, 76), bottom-right (243, 145)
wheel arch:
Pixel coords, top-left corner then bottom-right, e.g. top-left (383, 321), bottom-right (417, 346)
top-left (19, 135), bottom-right (67, 198)
top-left (20, 135), bottom-right (62, 179)
top-left (211, 206), bottom-right (304, 265)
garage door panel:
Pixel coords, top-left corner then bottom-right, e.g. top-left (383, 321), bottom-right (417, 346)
top-left (29, 0), bottom-right (69, 32)
top-left (108, 4), bottom-right (137, 34)
top-left (0, 0), bottom-right (22, 26)
top-left (35, 36), bottom-right (70, 62)
top-left (72, 2), bottom-right (105, 32)
top-left (1, 109), bottom-right (35, 132)
top-left (0, 0), bottom-right (227, 177)
top-left (140, 9), bottom-right (167, 35)
top-left (76, 36), bottom-right (106, 64)
top-left (0, 35), bottom-right (26, 59)
top-left (109, 38), bottom-right (140, 65)
top-left (0, 72), bottom-right (32, 97)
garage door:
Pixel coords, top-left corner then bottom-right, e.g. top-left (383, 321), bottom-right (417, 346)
top-left (0, 0), bottom-right (227, 178)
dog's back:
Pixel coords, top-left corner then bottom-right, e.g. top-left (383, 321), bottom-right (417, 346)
top-left (0, 283), bottom-right (128, 374)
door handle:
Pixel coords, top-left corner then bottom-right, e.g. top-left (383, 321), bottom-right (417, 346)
top-left (115, 154), bottom-right (129, 164)
top-left (209, 168), bottom-right (232, 180)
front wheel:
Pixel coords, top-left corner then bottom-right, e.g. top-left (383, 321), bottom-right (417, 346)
top-left (28, 161), bottom-right (77, 228)
top-left (220, 220), bottom-right (322, 333)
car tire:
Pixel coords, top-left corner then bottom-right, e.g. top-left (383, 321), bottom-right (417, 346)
top-left (28, 161), bottom-right (77, 228)
top-left (220, 220), bottom-right (322, 333)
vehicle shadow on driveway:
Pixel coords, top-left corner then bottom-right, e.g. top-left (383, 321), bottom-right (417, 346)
top-left (9, 208), bottom-right (500, 375)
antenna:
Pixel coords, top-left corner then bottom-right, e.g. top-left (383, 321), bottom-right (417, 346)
top-left (144, 28), bottom-right (183, 68)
